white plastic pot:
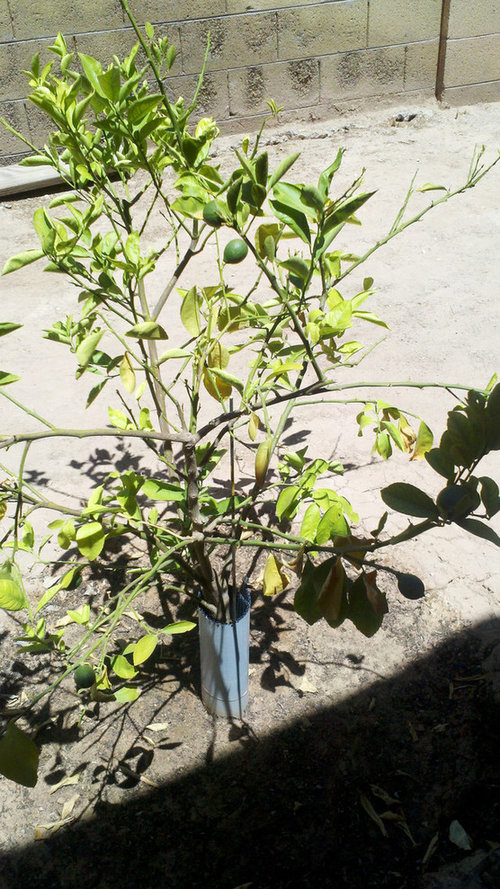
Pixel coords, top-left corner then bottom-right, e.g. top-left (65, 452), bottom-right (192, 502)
top-left (198, 584), bottom-right (251, 719)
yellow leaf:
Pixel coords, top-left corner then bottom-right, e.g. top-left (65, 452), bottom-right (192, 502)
top-left (119, 353), bottom-right (136, 393)
top-left (263, 553), bottom-right (289, 597)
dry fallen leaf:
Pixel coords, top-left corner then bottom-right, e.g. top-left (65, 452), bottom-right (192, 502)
top-left (60, 793), bottom-right (79, 819)
top-left (145, 722), bottom-right (170, 732)
top-left (34, 817), bottom-right (73, 839)
top-left (49, 771), bottom-right (82, 794)
top-left (297, 675), bottom-right (318, 694)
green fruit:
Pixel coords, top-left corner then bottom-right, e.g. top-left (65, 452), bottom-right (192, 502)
top-left (74, 664), bottom-right (96, 690)
top-left (436, 484), bottom-right (480, 522)
top-left (223, 239), bottom-right (248, 264)
top-left (202, 200), bottom-right (225, 228)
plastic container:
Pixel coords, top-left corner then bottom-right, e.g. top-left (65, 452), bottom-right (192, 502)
top-left (198, 583), bottom-right (251, 719)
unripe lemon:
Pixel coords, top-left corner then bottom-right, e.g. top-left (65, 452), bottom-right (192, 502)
top-left (74, 664), bottom-right (96, 689)
top-left (223, 239), bottom-right (248, 264)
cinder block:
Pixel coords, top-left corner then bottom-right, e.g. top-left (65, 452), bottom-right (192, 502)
top-left (228, 58), bottom-right (320, 116)
top-left (74, 25), bottom-right (182, 76)
top-left (0, 6), bottom-right (14, 42)
top-left (0, 40), bottom-right (53, 102)
top-left (226, 0), bottom-right (298, 11)
top-left (448, 0), bottom-right (500, 39)
top-left (404, 39), bottom-right (439, 90)
top-left (180, 13), bottom-right (277, 75)
top-left (278, 1), bottom-right (368, 60)
top-left (164, 70), bottom-right (230, 121)
top-left (0, 100), bottom-right (30, 154)
top-left (444, 35), bottom-right (500, 87)
top-left (10, 0), bottom-right (126, 40)
top-left (321, 45), bottom-right (405, 100)
top-left (368, 0), bottom-right (441, 47)
top-left (132, 1), bottom-right (227, 23)
top-left (442, 81), bottom-right (500, 105)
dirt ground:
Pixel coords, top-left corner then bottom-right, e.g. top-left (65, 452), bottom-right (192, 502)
top-left (0, 97), bottom-right (499, 889)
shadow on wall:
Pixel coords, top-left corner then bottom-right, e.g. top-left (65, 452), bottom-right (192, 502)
top-left (1, 620), bottom-right (499, 889)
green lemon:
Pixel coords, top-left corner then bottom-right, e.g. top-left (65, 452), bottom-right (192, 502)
top-left (223, 239), bottom-right (248, 264)
top-left (202, 200), bottom-right (225, 228)
top-left (74, 664), bottom-right (96, 690)
top-left (436, 484), bottom-right (480, 522)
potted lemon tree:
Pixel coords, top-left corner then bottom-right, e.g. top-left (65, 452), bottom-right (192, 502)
top-left (0, 0), bottom-right (498, 785)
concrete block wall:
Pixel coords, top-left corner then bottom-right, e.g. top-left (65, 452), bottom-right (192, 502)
top-left (442, 0), bottom-right (500, 105)
top-left (0, 0), bottom-right (498, 165)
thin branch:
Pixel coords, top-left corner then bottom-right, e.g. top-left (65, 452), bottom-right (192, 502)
top-left (0, 427), bottom-right (196, 451)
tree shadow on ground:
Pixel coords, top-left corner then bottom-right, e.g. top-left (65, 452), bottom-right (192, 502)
top-left (1, 619), bottom-right (499, 889)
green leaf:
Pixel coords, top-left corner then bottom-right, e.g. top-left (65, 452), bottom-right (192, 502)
top-left (0, 323), bottom-right (22, 338)
top-left (268, 151), bottom-right (300, 190)
top-left (113, 686), bottom-right (140, 703)
top-left (111, 653), bottom-right (137, 680)
top-left (126, 321), bottom-right (168, 340)
top-left (459, 518), bottom-right (500, 547)
top-left (381, 483), bottom-right (439, 519)
top-left (269, 198), bottom-right (311, 244)
top-left (78, 52), bottom-right (103, 93)
top-left (0, 563), bottom-right (26, 611)
top-left (411, 421), bottom-right (433, 460)
top-left (76, 330), bottom-right (103, 367)
top-left (417, 183), bottom-right (447, 192)
top-left (324, 191), bottom-right (375, 231)
top-left (97, 66), bottom-right (120, 102)
top-left (316, 504), bottom-right (349, 544)
top-left (0, 371), bottom-right (20, 386)
top-left (33, 208), bottom-right (55, 253)
top-left (0, 722), bottom-right (39, 787)
top-left (161, 620), bottom-right (196, 634)
top-left (142, 479), bottom-right (185, 502)
top-left (300, 502), bottom-right (321, 542)
top-left (132, 634), bottom-right (158, 666)
top-left (478, 476), bottom-right (500, 518)
top-left (276, 486), bottom-right (300, 521)
top-left (2, 249), bottom-right (44, 275)
top-left (157, 348), bottom-right (191, 363)
top-left (255, 223), bottom-right (280, 260)
top-left (75, 522), bottom-right (106, 560)
top-left (425, 446), bottom-right (455, 480)
top-left (180, 287), bottom-right (202, 336)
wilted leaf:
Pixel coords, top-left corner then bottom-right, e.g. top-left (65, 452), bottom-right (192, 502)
top-left (76, 330), bottom-right (103, 368)
top-left (411, 421), bottom-right (433, 460)
top-left (263, 553), bottom-right (289, 597)
top-left (119, 353), bottom-right (136, 393)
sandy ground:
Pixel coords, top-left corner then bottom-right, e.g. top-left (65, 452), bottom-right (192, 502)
top-left (0, 97), bottom-right (499, 887)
